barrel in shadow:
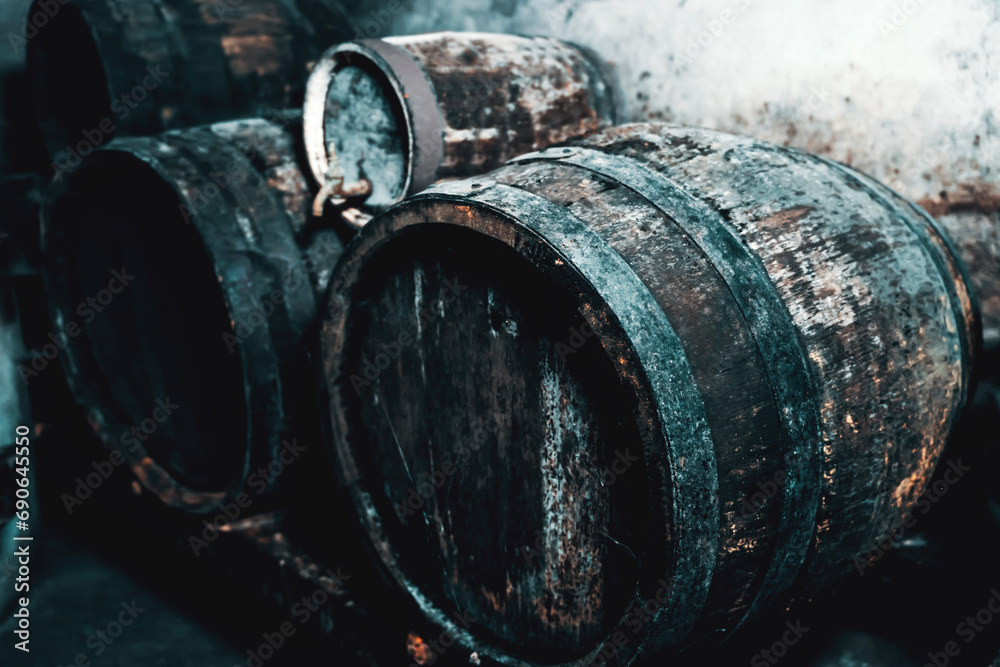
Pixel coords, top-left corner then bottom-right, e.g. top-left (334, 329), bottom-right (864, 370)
top-left (42, 117), bottom-right (343, 512)
top-left (26, 0), bottom-right (363, 160)
top-left (320, 123), bottom-right (979, 665)
top-left (303, 31), bottom-right (622, 214)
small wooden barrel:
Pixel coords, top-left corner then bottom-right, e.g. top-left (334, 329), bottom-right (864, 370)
top-left (320, 123), bottom-right (979, 664)
top-left (26, 0), bottom-right (359, 160)
top-left (303, 31), bottom-right (622, 211)
top-left (42, 117), bottom-right (343, 512)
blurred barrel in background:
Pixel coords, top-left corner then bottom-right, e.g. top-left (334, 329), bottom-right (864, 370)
top-left (41, 117), bottom-right (342, 512)
top-left (25, 0), bottom-right (362, 161)
top-left (303, 31), bottom-right (621, 213)
top-left (320, 123), bottom-right (978, 665)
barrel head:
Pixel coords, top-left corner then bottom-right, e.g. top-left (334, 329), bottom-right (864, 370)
top-left (43, 152), bottom-right (248, 502)
top-left (322, 208), bottom-right (673, 664)
top-left (322, 54), bottom-right (407, 209)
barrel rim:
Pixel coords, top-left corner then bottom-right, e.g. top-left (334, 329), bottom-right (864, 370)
top-left (40, 131), bottom-right (313, 513)
top-left (304, 40), bottom-right (444, 210)
top-left (321, 180), bottom-right (722, 665)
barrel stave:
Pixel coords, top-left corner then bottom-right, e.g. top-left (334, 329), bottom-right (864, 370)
top-left (41, 118), bottom-right (334, 511)
top-left (320, 123), bottom-right (977, 664)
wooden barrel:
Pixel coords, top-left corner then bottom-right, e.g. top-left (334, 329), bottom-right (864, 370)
top-left (25, 0), bottom-right (361, 162)
top-left (320, 123), bottom-right (979, 665)
top-left (42, 117), bottom-right (343, 512)
top-left (303, 31), bottom-right (622, 213)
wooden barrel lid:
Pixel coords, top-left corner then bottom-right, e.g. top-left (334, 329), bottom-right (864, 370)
top-left (323, 179), bottom-right (724, 664)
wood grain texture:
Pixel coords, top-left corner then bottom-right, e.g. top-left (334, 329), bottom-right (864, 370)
top-left (26, 0), bottom-right (361, 158)
top-left (320, 122), bottom-right (977, 665)
top-left (303, 31), bottom-right (622, 210)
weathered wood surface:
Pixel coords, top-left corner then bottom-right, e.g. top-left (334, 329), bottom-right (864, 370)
top-left (383, 0), bottom-right (1000, 358)
top-left (41, 118), bottom-right (342, 512)
top-left (304, 31), bottom-right (621, 210)
top-left (320, 122), bottom-right (978, 665)
top-left (26, 0), bottom-right (362, 160)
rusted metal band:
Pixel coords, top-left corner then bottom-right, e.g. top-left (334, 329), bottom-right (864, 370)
top-left (360, 39), bottom-right (444, 197)
top-left (509, 146), bottom-right (824, 636)
top-left (416, 179), bottom-right (720, 652)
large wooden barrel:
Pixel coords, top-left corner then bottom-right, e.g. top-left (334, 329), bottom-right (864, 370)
top-left (25, 0), bottom-right (361, 162)
top-left (42, 117), bottom-right (343, 512)
top-left (303, 31), bottom-right (621, 213)
top-left (320, 123), bottom-right (979, 664)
